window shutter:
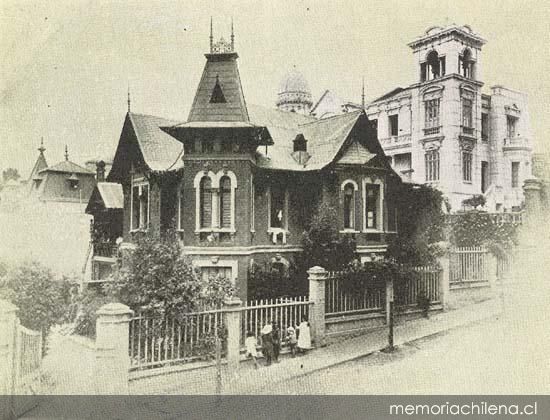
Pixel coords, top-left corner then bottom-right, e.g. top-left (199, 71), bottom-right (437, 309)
top-left (200, 177), bottom-right (212, 228)
top-left (220, 177), bottom-right (232, 228)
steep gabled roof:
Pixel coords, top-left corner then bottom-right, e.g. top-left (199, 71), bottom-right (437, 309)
top-left (129, 113), bottom-right (184, 171)
top-left (85, 182), bottom-right (123, 214)
top-left (29, 153), bottom-right (48, 181)
top-left (187, 53), bottom-right (249, 123)
top-left (40, 160), bottom-right (94, 175)
top-left (249, 105), bottom-right (379, 171)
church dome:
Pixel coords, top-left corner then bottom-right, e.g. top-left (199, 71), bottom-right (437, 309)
top-left (276, 69), bottom-right (313, 114)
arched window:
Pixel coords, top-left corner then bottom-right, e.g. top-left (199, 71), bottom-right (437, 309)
top-left (200, 177), bottom-right (212, 228)
top-left (343, 183), bottom-right (355, 229)
top-left (427, 50), bottom-right (440, 79)
top-left (219, 176), bottom-right (232, 228)
top-left (460, 48), bottom-right (474, 79)
top-left (421, 50), bottom-right (445, 82)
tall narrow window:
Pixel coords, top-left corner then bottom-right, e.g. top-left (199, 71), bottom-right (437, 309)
top-left (462, 98), bottom-right (473, 128)
top-left (343, 183), bottom-right (355, 230)
top-left (507, 115), bottom-right (518, 140)
top-left (511, 162), bottom-right (520, 188)
top-left (200, 177), bottom-right (212, 228)
top-left (270, 184), bottom-right (286, 229)
top-left (131, 178), bottom-right (149, 230)
top-left (481, 161), bottom-right (489, 193)
top-left (425, 150), bottom-right (440, 182)
top-left (425, 99), bottom-right (440, 128)
top-left (481, 113), bottom-right (489, 141)
top-left (219, 176), bottom-right (232, 228)
top-left (462, 151), bottom-right (473, 182)
top-left (389, 114), bottom-right (399, 137)
top-left (365, 184), bottom-right (380, 229)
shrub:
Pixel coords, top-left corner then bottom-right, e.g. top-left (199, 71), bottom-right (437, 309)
top-left (248, 258), bottom-right (307, 300)
top-left (450, 210), bottom-right (519, 250)
top-left (302, 203), bottom-right (356, 271)
top-left (73, 288), bottom-right (115, 338)
top-left (0, 261), bottom-right (72, 352)
top-left (103, 231), bottom-right (235, 318)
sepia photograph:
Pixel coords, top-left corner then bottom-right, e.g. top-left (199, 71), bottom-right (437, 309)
top-left (1, 0), bottom-right (549, 418)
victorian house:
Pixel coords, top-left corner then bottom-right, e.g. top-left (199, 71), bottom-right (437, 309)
top-left (313, 25), bottom-right (534, 212)
top-left (85, 27), bottom-right (401, 299)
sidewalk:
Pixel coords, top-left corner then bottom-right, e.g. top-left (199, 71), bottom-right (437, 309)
top-left (220, 298), bottom-right (502, 394)
top-left (141, 298), bottom-right (502, 395)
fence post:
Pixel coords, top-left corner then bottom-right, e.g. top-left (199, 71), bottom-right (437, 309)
top-left (385, 278), bottom-right (394, 325)
top-left (0, 299), bottom-right (18, 396)
top-left (223, 297), bottom-right (242, 375)
top-left (437, 254), bottom-right (450, 311)
top-left (308, 266), bottom-right (327, 347)
top-left (94, 302), bottom-right (133, 395)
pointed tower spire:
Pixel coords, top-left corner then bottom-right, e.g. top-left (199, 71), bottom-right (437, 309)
top-left (65, 145), bottom-right (69, 161)
top-left (231, 18), bottom-right (235, 51)
top-left (361, 77), bottom-right (366, 109)
top-left (210, 17), bottom-right (214, 53)
top-left (127, 83), bottom-right (131, 113)
top-left (38, 137), bottom-right (46, 154)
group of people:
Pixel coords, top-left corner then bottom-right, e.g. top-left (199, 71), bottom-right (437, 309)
top-left (245, 316), bottom-right (311, 368)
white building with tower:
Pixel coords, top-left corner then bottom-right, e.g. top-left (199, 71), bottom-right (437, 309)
top-left (280, 24), bottom-right (534, 212)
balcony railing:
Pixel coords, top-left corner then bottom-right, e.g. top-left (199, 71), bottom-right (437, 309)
top-left (503, 137), bottom-right (531, 150)
top-left (379, 134), bottom-right (412, 149)
top-left (423, 126), bottom-right (441, 136)
top-left (461, 126), bottom-right (475, 136)
top-left (93, 241), bottom-right (118, 258)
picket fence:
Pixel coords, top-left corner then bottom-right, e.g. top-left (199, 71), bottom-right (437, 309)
top-left (12, 324), bottom-right (42, 395)
top-left (450, 246), bottom-right (490, 284)
top-left (128, 296), bottom-right (312, 371)
top-left (128, 309), bottom-right (225, 371)
top-left (325, 266), bottom-right (441, 316)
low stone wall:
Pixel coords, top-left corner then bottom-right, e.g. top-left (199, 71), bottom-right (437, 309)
top-left (448, 282), bottom-right (495, 309)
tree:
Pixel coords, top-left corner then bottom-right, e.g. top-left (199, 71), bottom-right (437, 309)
top-left (0, 261), bottom-right (72, 353)
top-left (2, 167), bottom-right (21, 183)
top-left (302, 202), bottom-right (356, 271)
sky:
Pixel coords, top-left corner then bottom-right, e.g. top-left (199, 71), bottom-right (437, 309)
top-left (1, 0), bottom-right (549, 177)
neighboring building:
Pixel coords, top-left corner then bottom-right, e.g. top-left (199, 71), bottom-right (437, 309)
top-left (276, 68), bottom-right (314, 115)
top-left (85, 27), bottom-right (401, 299)
top-left (28, 144), bottom-right (97, 211)
top-left (314, 25), bottom-right (534, 212)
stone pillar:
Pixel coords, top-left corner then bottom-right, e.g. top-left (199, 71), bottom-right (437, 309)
top-left (308, 266), bottom-right (327, 347)
top-left (223, 297), bottom-right (242, 374)
top-left (437, 255), bottom-right (450, 311)
top-left (0, 300), bottom-right (18, 395)
top-left (94, 303), bottom-right (133, 395)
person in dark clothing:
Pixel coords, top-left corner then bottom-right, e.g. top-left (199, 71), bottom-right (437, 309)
top-left (272, 322), bottom-right (281, 363)
top-left (261, 323), bottom-right (273, 366)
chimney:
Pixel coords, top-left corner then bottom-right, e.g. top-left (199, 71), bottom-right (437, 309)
top-left (96, 160), bottom-right (106, 182)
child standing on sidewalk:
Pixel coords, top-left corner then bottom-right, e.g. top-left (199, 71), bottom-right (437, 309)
top-left (286, 326), bottom-right (297, 357)
top-left (245, 331), bottom-right (260, 369)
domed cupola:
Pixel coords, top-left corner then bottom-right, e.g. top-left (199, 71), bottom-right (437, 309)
top-left (276, 68), bottom-right (313, 115)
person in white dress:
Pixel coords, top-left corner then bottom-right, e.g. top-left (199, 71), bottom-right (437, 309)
top-left (297, 316), bottom-right (312, 353)
top-left (245, 331), bottom-right (260, 369)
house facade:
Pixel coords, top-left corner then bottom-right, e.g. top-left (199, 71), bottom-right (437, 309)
top-left (86, 29), bottom-right (401, 300)
top-left (313, 25), bottom-right (534, 212)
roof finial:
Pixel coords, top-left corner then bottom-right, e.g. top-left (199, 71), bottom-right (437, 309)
top-left (231, 17), bottom-right (235, 51)
top-left (65, 145), bottom-right (69, 161)
top-left (38, 137), bottom-right (46, 154)
top-left (127, 83), bottom-right (131, 113)
top-left (210, 17), bottom-right (214, 53)
top-left (361, 77), bottom-right (366, 109)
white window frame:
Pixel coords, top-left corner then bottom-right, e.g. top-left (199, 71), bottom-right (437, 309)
top-left (362, 177), bottom-right (384, 233)
top-left (193, 169), bottom-right (237, 234)
top-left (340, 179), bottom-right (359, 233)
top-left (192, 259), bottom-right (238, 286)
top-left (130, 174), bottom-right (150, 232)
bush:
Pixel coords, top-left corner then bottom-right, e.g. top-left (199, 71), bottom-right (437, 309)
top-left (0, 261), bottom-right (72, 352)
top-left (302, 203), bottom-right (356, 271)
top-left (248, 258), bottom-right (308, 300)
top-left (450, 210), bottom-right (519, 250)
top-left (103, 232), bottom-right (235, 318)
top-left (72, 289), bottom-right (115, 338)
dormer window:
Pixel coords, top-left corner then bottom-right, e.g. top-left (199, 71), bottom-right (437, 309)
top-left (210, 75), bottom-right (227, 103)
top-left (67, 173), bottom-right (80, 189)
top-left (293, 134), bottom-right (307, 152)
